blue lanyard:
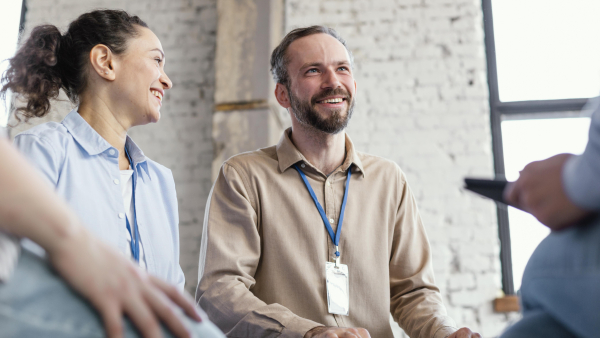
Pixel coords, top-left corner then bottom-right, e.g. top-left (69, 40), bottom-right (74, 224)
top-left (294, 163), bottom-right (352, 258)
top-left (124, 147), bottom-right (140, 262)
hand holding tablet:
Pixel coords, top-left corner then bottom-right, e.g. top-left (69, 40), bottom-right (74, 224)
top-left (464, 178), bottom-right (512, 206)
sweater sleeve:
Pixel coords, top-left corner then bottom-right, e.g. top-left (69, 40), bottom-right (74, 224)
top-left (562, 103), bottom-right (600, 211)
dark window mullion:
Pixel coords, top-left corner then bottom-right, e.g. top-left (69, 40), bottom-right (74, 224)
top-left (483, 0), bottom-right (514, 295)
top-left (18, 0), bottom-right (27, 34)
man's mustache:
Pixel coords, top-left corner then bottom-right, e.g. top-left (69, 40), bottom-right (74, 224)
top-left (311, 88), bottom-right (351, 105)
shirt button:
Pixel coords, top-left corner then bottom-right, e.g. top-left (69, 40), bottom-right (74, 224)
top-left (108, 149), bottom-right (116, 156)
top-left (329, 218), bottom-right (334, 223)
top-left (113, 179), bottom-right (120, 185)
top-left (301, 163), bottom-right (306, 168)
top-left (327, 181), bottom-right (331, 186)
top-left (118, 213), bottom-right (125, 219)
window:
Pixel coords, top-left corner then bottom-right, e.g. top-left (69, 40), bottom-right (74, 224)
top-left (502, 117), bottom-right (590, 291)
top-left (482, 0), bottom-right (598, 294)
top-left (0, 0), bottom-right (25, 127)
top-left (493, 1), bottom-right (600, 102)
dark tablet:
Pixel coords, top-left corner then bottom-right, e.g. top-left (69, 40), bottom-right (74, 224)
top-left (464, 178), bottom-right (510, 205)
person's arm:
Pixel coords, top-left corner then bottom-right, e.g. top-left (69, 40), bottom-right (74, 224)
top-left (196, 162), bottom-right (322, 337)
top-left (0, 138), bottom-right (202, 338)
top-left (504, 106), bottom-right (600, 230)
top-left (562, 107), bottom-right (600, 211)
top-left (389, 168), bottom-right (479, 338)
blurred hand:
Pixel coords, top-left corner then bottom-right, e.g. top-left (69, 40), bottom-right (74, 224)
top-left (504, 153), bottom-right (591, 230)
top-left (304, 326), bottom-right (371, 338)
top-left (446, 327), bottom-right (481, 338)
top-left (46, 225), bottom-right (202, 338)
top-left (0, 139), bottom-right (201, 337)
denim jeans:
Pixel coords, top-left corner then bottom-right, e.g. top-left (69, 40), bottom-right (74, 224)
top-left (0, 249), bottom-right (225, 338)
top-left (501, 215), bottom-right (600, 338)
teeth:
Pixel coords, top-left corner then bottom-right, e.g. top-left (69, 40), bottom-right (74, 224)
top-left (320, 98), bottom-right (343, 103)
top-left (151, 90), bottom-right (163, 101)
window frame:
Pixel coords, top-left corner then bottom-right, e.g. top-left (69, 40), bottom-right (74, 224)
top-left (19, 0), bottom-right (27, 34)
top-left (482, 0), bottom-right (589, 295)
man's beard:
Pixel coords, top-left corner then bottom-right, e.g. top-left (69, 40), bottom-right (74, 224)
top-left (288, 87), bottom-right (355, 134)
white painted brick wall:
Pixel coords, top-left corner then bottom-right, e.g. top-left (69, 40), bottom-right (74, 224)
top-left (286, 0), bottom-right (519, 336)
top-left (13, 0), bottom-right (217, 294)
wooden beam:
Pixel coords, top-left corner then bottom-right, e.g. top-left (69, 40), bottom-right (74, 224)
top-left (494, 295), bottom-right (520, 313)
top-left (215, 100), bottom-right (268, 112)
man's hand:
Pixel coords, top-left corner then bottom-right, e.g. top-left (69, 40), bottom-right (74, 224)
top-left (446, 327), bottom-right (481, 338)
top-left (304, 326), bottom-right (371, 338)
top-left (504, 153), bottom-right (591, 230)
top-left (47, 225), bottom-right (202, 338)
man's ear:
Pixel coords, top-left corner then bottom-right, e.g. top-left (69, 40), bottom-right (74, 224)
top-left (275, 82), bottom-right (291, 109)
top-left (89, 44), bottom-right (115, 80)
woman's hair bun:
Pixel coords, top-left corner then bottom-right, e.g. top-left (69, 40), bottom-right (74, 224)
top-left (35, 25), bottom-right (62, 67)
top-left (1, 25), bottom-right (64, 122)
top-left (1, 9), bottom-right (147, 122)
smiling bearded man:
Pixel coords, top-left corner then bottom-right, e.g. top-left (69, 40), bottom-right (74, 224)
top-left (196, 26), bottom-right (480, 338)
top-left (289, 86), bottom-right (355, 134)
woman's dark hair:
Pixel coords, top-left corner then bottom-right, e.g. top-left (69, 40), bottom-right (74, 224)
top-left (270, 25), bottom-right (354, 89)
top-left (0, 9), bottom-right (148, 121)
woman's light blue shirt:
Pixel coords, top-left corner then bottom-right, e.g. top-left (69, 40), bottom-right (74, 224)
top-left (13, 110), bottom-right (185, 290)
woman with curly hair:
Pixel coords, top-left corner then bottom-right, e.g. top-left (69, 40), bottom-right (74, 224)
top-left (0, 9), bottom-right (223, 337)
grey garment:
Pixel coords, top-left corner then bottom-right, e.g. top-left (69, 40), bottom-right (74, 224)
top-left (0, 125), bottom-right (21, 282)
top-left (0, 235), bottom-right (20, 282)
top-left (0, 248), bottom-right (225, 338)
top-left (501, 215), bottom-right (600, 338)
top-left (500, 310), bottom-right (577, 338)
top-left (562, 98), bottom-right (600, 211)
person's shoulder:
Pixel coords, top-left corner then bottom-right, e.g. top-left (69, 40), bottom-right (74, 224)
top-left (144, 157), bottom-right (174, 179)
top-left (15, 121), bottom-right (68, 139)
top-left (357, 151), bottom-right (405, 177)
top-left (140, 158), bottom-right (179, 198)
top-left (13, 121), bottom-right (70, 151)
top-left (222, 145), bottom-right (278, 174)
top-left (356, 151), bottom-right (409, 191)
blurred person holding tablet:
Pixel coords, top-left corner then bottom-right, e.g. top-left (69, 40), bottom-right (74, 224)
top-left (500, 100), bottom-right (600, 338)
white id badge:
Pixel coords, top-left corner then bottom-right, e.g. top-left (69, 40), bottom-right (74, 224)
top-left (325, 262), bottom-right (349, 316)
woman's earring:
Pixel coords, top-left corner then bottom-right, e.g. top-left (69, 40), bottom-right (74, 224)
top-left (105, 71), bottom-right (109, 75)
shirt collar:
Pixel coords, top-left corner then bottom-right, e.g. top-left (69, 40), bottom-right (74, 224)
top-left (62, 109), bottom-right (112, 156)
top-left (275, 127), bottom-right (365, 177)
top-left (126, 136), bottom-right (151, 179)
top-left (62, 109), bottom-right (150, 178)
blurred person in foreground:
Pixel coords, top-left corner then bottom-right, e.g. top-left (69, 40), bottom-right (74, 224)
top-left (196, 26), bottom-right (479, 338)
top-left (0, 134), bottom-right (224, 337)
top-left (501, 100), bottom-right (600, 338)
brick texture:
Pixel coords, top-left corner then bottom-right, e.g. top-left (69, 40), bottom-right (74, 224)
top-left (12, 0), bottom-right (217, 295)
top-left (285, 0), bottom-right (518, 336)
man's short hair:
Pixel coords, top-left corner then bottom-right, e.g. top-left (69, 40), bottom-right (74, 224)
top-left (270, 26), bottom-right (354, 88)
